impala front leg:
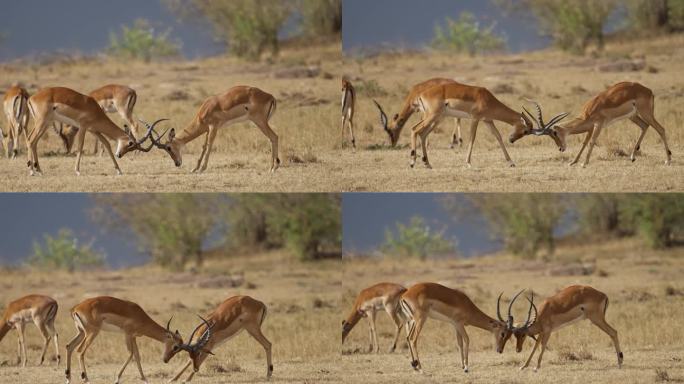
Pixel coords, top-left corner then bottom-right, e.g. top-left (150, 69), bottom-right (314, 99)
top-left (192, 130), bottom-right (211, 173)
top-left (520, 333), bottom-right (540, 370)
top-left (93, 132), bottom-right (122, 175)
top-left (73, 125), bottom-right (88, 176)
top-left (582, 123), bottom-right (603, 168)
top-left (485, 120), bottom-right (514, 167)
top-left (569, 127), bottom-right (594, 166)
top-left (465, 119), bottom-right (480, 167)
top-left (198, 125), bottom-right (217, 173)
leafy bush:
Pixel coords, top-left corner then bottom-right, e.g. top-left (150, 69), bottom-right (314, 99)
top-left (29, 229), bottom-right (104, 272)
top-left (164, 0), bottom-right (292, 60)
top-left (573, 194), bottom-right (623, 236)
top-left (299, 0), bottom-right (341, 36)
top-left (444, 194), bottom-right (567, 259)
top-left (108, 19), bottom-right (180, 62)
top-left (619, 194), bottom-right (684, 248)
top-left (432, 12), bottom-right (506, 56)
top-left (382, 216), bottom-right (455, 260)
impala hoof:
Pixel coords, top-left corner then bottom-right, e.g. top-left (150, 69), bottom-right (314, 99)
top-left (464, 367), bottom-right (469, 373)
top-left (508, 162), bottom-right (516, 168)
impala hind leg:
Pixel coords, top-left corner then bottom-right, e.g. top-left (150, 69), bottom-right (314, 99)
top-left (465, 119), bottom-right (481, 167)
top-left (26, 118), bottom-right (50, 175)
top-left (76, 330), bottom-right (99, 383)
top-left (628, 116), bottom-right (649, 162)
top-left (450, 118), bottom-right (463, 149)
top-left (348, 116), bottom-right (357, 152)
top-left (406, 314), bottom-right (426, 372)
top-left (36, 319), bottom-right (52, 365)
top-left (65, 329), bottom-right (85, 383)
top-left (385, 302), bottom-right (404, 353)
top-left (409, 115), bottom-right (437, 168)
top-left (588, 305), bottom-right (623, 367)
top-left (246, 322), bottom-right (274, 378)
top-left (254, 119), bottom-right (280, 172)
top-left (366, 310), bottom-right (379, 353)
top-left (46, 317), bottom-right (60, 366)
top-left (639, 114), bottom-right (672, 165)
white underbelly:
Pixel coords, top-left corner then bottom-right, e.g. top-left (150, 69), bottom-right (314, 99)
top-left (443, 107), bottom-right (472, 119)
top-left (100, 322), bottom-right (125, 333)
top-left (551, 314), bottom-right (585, 332)
top-left (427, 309), bottom-right (455, 324)
top-left (53, 112), bottom-right (80, 128)
top-left (361, 297), bottom-right (386, 312)
top-left (9, 309), bottom-right (35, 324)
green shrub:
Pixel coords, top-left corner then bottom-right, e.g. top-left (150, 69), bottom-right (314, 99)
top-left (299, 0), bottom-right (341, 36)
top-left (108, 19), bottom-right (180, 62)
top-left (29, 229), bottom-right (105, 272)
top-left (382, 216), bottom-right (456, 260)
top-left (620, 194), bottom-right (684, 248)
top-left (432, 12), bottom-right (506, 56)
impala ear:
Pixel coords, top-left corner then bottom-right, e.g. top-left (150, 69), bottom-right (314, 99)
top-left (123, 124), bottom-right (130, 134)
top-left (168, 128), bottom-right (175, 141)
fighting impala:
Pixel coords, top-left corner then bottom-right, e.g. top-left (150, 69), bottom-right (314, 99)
top-left (373, 77), bottom-right (464, 149)
top-left (59, 84), bottom-right (141, 154)
top-left (342, 282), bottom-right (407, 353)
top-left (148, 85), bottom-right (280, 173)
top-left (341, 77), bottom-right (357, 150)
top-left (3, 85), bottom-right (30, 158)
top-left (517, 82), bottom-right (672, 166)
top-left (0, 294), bottom-right (59, 367)
top-left (399, 283), bottom-right (520, 373)
top-left (167, 295), bottom-right (273, 383)
top-left (510, 286), bottom-right (623, 371)
top-left (25, 87), bottom-right (164, 176)
top-left (64, 296), bottom-right (185, 384)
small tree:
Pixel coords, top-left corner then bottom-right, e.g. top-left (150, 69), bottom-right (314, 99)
top-left (432, 12), bottom-right (506, 56)
top-left (108, 19), bottom-right (180, 62)
top-left (299, 0), bottom-right (342, 37)
top-left (381, 216), bottom-right (456, 260)
top-left (444, 194), bottom-right (567, 259)
top-left (29, 229), bottom-right (105, 272)
top-left (620, 194), bottom-right (684, 248)
top-left (496, 0), bottom-right (617, 54)
top-left (573, 194), bottom-right (624, 236)
top-left (91, 194), bottom-right (225, 271)
top-left (164, 0), bottom-right (292, 60)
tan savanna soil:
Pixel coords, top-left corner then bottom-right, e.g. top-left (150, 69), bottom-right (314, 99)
top-left (341, 238), bottom-right (684, 383)
top-left (1, 37), bottom-right (683, 192)
top-left (0, 252), bottom-right (342, 383)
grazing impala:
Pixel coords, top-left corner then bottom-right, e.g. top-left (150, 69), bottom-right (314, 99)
top-left (25, 87), bottom-right (163, 176)
top-left (511, 286), bottom-right (623, 371)
top-left (399, 283), bottom-right (518, 373)
top-left (3, 85), bottom-right (30, 158)
top-left (341, 78), bottom-right (357, 150)
top-left (342, 282), bottom-right (407, 353)
top-left (0, 294), bottom-right (59, 367)
top-left (64, 296), bottom-right (185, 384)
top-left (149, 85), bottom-right (280, 173)
top-left (167, 295), bottom-right (273, 383)
top-left (59, 84), bottom-right (141, 154)
top-left (374, 77), bottom-right (464, 149)
top-left (519, 82), bottom-right (672, 166)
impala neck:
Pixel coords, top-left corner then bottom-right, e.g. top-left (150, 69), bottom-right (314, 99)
top-left (175, 120), bottom-right (207, 145)
top-left (556, 117), bottom-right (594, 136)
top-left (487, 100), bottom-right (522, 127)
top-left (393, 98), bottom-right (417, 135)
top-left (524, 320), bottom-right (543, 336)
top-left (136, 316), bottom-right (170, 343)
top-left (0, 320), bottom-right (11, 342)
top-left (92, 117), bottom-right (128, 141)
top-left (466, 304), bottom-right (500, 333)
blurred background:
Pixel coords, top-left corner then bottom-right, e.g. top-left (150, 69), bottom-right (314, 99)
top-left (343, 0), bottom-right (684, 55)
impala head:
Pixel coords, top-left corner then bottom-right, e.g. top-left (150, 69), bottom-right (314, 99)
top-left (341, 77), bottom-right (351, 91)
top-left (116, 118), bottom-right (169, 158)
top-left (341, 309), bottom-right (365, 344)
top-left (372, 100), bottom-right (402, 146)
top-left (492, 290), bottom-right (526, 353)
top-left (511, 293), bottom-right (539, 352)
top-left (176, 315), bottom-right (215, 371)
top-left (149, 124), bottom-right (182, 167)
top-left (161, 316), bottom-right (185, 364)
top-left (512, 99), bottom-right (569, 151)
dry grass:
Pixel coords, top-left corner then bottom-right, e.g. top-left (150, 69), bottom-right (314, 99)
top-left (0, 251), bottom-right (342, 383)
top-left (341, 238), bottom-right (684, 383)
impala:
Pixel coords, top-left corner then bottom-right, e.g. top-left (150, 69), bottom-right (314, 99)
top-left (399, 283), bottom-right (519, 373)
top-left (511, 285), bottom-right (623, 371)
top-left (64, 296), bottom-right (185, 384)
top-left (148, 85), bottom-right (280, 173)
top-left (59, 84), bottom-right (141, 155)
top-left (0, 294), bottom-right (59, 367)
top-left (374, 77), bottom-right (464, 149)
top-left (519, 82), bottom-right (672, 166)
top-left (167, 295), bottom-right (273, 383)
top-left (342, 282), bottom-right (407, 353)
top-left (25, 87), bottom-right (163, 176)
top-left (341, 78), bottom-right (357, 150)
top-left (3, 85), bottom-right (30, 158)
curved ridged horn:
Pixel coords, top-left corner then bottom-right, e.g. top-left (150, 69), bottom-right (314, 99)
top-left (507, 289), bottom-right (525, 328)
top-left (372, 99), bottom-right (389, 132)
top-left (496, 292), bottom-right (505, 322)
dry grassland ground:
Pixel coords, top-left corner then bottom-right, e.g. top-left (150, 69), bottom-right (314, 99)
top-left (0, 252), bottom-right (342, 383)
top-left (341, 239), bottom-right (684, 383)
top-left (1, 37), bottom-right (683, 192)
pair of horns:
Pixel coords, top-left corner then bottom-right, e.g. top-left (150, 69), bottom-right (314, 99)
top-left (522, 99), bottom-right (569, 136)
top-left (496, 290), bottom-right (538, 330)
top-left (167, 315), bottom-right (215, 355)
